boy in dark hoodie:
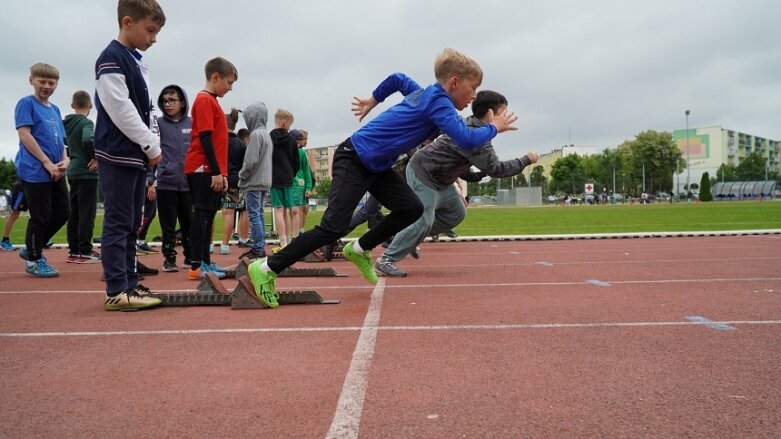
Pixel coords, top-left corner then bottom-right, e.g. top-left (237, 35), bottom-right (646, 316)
top-left (64, 90), bottom-right (99, 264)
top-left (269, 109), bottom-right (299, 251)
top-left (238, 102), bottom-right (273, 260)
top-left (153, 84), bottom-right (192, 273)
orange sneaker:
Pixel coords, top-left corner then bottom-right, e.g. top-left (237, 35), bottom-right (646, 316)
top-left (188, 267), bottom-right (201, 281)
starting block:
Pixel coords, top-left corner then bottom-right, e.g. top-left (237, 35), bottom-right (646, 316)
top-left (302, 240), bottom-right (347, 262)
top-left (222, 257), bottom-right (345, 279)
top-left (156, 272), bottom-right (340, 309)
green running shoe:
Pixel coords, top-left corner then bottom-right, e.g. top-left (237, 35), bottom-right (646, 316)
top-left (247, 258), bottom-right (279, 308)
top-left (343, 241), bottom-right (378, 285)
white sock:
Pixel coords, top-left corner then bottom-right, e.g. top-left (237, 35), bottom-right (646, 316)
top-left (261, 259), bottom-right (271, 272)
top-left (352, 240), bottom-right (364, 253)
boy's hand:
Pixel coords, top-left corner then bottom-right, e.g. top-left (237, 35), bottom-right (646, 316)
top-left (149, 153), bottom-right (162, 166)
top-left (147, 185), bottom-right (157, 201)
top-left (526, 151), bottom-right (539, 163)
top-left (351, 96), bottom-right (378, 122)
top-left (87, 159), bottom-right (98, 172)
top-left (211, 175), bottom-right (226, 192)
top-left (486, 108), bottom-right (519, 133)
top-left (43, 161), bottom-right (61, 181)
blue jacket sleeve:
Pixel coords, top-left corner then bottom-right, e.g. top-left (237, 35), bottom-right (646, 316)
top-left (428, 98), bottom-right (497, 150)
top-left (371, 73), bottom-right (422, 103)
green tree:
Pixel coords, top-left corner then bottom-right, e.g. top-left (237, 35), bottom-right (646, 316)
top-left (529, 165), bottom-right (548, 194)
top-left (513, 172), bottom-right (527, 187)
top-left (549, 154), bottom-right (585, 194)
top-left (0, 158), bottom-right (16, 190)
top-left (716, 164), bottom-right (738, 182)
top-left (699, 172), bottom-right (712, 201)
top-left (737, 152), bottom-right (768, 180)
top-left (618, 130), bottom-right (683, 194)
top-left (312, 176), bottom-right (331, 200)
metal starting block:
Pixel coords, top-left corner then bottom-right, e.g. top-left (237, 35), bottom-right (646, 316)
top-left (222, 257), bottom-right (345, 279)
top-left (156, 272), bottom-right (340, 309)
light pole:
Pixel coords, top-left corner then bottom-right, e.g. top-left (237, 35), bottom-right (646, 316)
top-left (685, 109), bottom-right (691, 193)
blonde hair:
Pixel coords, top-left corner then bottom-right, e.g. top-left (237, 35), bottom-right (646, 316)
top-left (117, 0), bottom-right (166, 27)
top-left (30, 63), bottom-right (59, 80)
top-left (205, 57), bottom-right (238, 81)
top-left (274, 109), bottom-right (294, 124)
top-left (434, 48), bottom-right (482, 84)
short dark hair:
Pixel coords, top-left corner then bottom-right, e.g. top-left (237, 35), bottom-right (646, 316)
top-left (72, 90), bottom-right (91, 109)
top-left (237, 128), bottom-right (250, 142)
top-left (117, 0), bottom-right (166, 27)
top-left (471, 90), bottom-right (508, 119)
top-left (205, 57), bottom-right (238, 81)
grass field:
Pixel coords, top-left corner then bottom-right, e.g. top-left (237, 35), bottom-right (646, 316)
top-left (3, 201), bottom-right (781, 245)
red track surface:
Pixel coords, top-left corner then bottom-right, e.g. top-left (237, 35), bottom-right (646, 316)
top-left (1, 235), bottom-right (780, 438)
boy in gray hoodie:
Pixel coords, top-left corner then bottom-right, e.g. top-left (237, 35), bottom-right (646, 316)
top-left (238, 102), bottom-right (273, 260)
top-left (375, 90), bottom-right (538, 277)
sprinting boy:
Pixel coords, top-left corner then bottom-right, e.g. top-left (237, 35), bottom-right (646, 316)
top-left (14, 62), bottom-right (69, 277)
top-left (94, 0), bottom-right (165, 311)
top-left (248, 48), bottom-right (517, 308)
top-left (238, 102), bottom-right (273, 260)
top-left (154, 84), bottom-right (192, 272)
top-left (269, 109), bottom-right (299, 251)
top-left (64, 90), bottom-right (100, 264)
top-left (375, 90), bottom-right (539, 277)
top-left (184, 56), bottom-right (238, 280)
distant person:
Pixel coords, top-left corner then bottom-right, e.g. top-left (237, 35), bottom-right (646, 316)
top-left (1, 181), bottom-right (27, 252)
top-left (64, 90), bottom-right (100, 264)
top-left (269, 109), bottom-right (299, 251)
top-left (154, 84), bottom-right (193, 273)
top-left (290, 129), bottom-right (313, 237)
top-left (14, 62), bottom-right (69, 277)
top-left (238, 102), bottom-right (273, 260)
top-left (220, 108), bottom-right (248, 255)
top-left (375, 90), bottom-right (537, 277)
top-left (247, 48), bottom-right (518, 308)
top-left (185, 56), bottom-right (238, 280)
top-left (95, 0), bottom-right (166, 310)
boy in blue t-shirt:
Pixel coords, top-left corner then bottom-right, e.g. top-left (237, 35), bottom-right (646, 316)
top-left (248, 48), bottom-right (517, 307)
top-left (14, 63), bottom-right (69, 277)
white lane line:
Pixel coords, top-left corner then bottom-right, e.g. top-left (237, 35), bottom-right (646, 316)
top-left (325, 278), bottom-right (385, 439)
top-left (3, 319), bottom-right (780, 338)
top-left (2, 276), bottom-right (781, 295)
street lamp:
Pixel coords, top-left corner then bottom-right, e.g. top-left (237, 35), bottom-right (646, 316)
top-left (685, 109), bottom-right (691, 193)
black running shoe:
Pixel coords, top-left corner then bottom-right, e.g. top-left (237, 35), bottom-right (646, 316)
top-left (137, 261), bottom-right (159, 276)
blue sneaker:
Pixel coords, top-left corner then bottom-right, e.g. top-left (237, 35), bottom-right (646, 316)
top-left (201, 262), bottom-right (226, 279)
top-left (206, 261), bottom-right (229, 272)
top-left (0, 240), bottom-right (15, 252)
top-left (25, 259), bottom-right (59, 278)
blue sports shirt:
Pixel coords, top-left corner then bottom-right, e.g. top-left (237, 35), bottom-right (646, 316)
top-left (350, 72), bottom-right (497, 173)
top-left (14, 95), bottom-right (66, 183)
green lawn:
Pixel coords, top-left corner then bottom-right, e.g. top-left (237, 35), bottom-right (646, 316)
top-left (3, 201), bottom-right (781, 245)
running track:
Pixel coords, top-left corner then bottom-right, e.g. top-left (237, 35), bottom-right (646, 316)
top-left (1, 233), bottom-right (780, 438)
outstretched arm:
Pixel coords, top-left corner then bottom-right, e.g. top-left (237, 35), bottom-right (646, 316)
top-left (351, 95), bottom-right (378, 122)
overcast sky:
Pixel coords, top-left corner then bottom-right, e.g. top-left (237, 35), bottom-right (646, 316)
top-left (1, 0), bottom-right (779, 163)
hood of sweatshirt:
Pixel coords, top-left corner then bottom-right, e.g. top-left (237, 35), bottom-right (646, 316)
top-left (63, 113), bottom-right (88, 133)
top-left (157, 84), bottom-right (190, 122)
top-left (243, 102), bottom-right (268, 132)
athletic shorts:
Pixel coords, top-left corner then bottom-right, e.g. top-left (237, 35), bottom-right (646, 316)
top-left (291, 187), bottom-right (307, 207)
top-left (10, 182), bottom-right (27, 212)
top-left (270, 186), bottom-right (295, 208)
top-left (222, 187), bottom-right (245, 211)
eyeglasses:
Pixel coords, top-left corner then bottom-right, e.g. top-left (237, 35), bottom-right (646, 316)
top-left (162, 99), bottom-right (181, 106)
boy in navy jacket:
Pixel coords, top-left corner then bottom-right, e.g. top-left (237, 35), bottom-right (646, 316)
top-left (94, 0), bottom-right (165, 311)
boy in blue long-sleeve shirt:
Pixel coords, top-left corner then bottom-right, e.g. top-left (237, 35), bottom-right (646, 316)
top-left (248, 48), bottom-right (517, 308)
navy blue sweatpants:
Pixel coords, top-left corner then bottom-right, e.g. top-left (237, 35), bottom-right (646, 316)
top-left (99, 161), bottom-right (146, 295)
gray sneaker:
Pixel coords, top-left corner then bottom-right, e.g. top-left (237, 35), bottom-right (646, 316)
top-left (374, 256), bottom-right (407, 278)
